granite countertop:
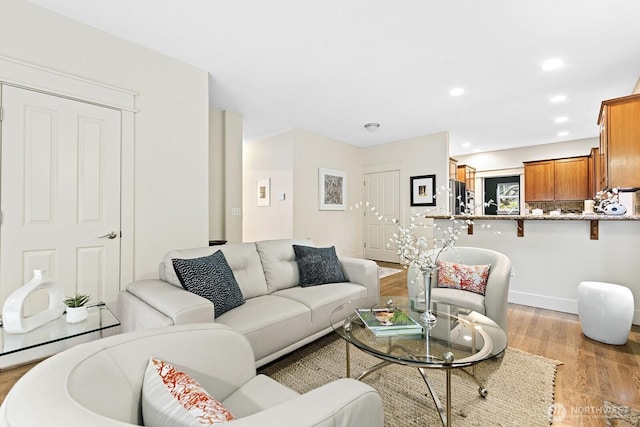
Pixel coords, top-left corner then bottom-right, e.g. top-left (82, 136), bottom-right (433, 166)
top-left (429, 214), bottom-right (640, 221)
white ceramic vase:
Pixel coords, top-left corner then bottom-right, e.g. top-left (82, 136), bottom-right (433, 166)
top-left (2, 269), bottom-right (65, 333)
top-left (66, 306), bottom-right (89, 323)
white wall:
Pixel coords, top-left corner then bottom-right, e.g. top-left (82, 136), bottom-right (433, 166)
top-left (292, 129), bottom-right (364, 257)
top-left (0, 0), bottom-right (209, 280)
top-left (242, 129), bottom-right (450, 257)
top-left (209, 108), bottom-right (225, 240)
top-left (243, 131), bottom-right (294, 241)
top-left (223, 111), bottom-right (244, 243)
top-left (454, 137), bottom-right (598, 172)
top-left (363, 132), bottom-right (450, 220)
top-left (441, 218), bottom-right (640, 325)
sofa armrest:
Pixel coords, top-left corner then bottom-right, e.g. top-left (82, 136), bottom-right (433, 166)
top-left (340, 257), bottom-right (380, 298)
top-left (126, 279), bottom-right (215, 325)
top-left (227, 378), bottom-right (384, 427)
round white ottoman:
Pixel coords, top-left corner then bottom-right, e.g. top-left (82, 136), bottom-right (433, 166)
top-left (577, 281), bottom-right (634, 345)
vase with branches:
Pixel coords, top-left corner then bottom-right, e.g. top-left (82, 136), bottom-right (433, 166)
top-left (353, 201), bottom-right (478, 324)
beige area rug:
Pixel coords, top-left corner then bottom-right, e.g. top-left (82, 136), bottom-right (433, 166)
top-left (260, 333), bottom-right (561, 427)
top-left (379, 266), bottom-right (402, 279)
top-left (603, 401), bottom-right (640, 427)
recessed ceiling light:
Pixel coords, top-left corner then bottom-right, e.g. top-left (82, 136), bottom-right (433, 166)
top-left (449, 88), bottom-right (464, 97)
top-left (542, 58), bottom-right (564, 71)
top-left (558, 131), bottom-right (569, 137)
top-left (461, 142), bottom-right (471, 148)
top-left (550, 95), bottom-right (567, 103)
top-left (554, 116), bottom-right (568, 123)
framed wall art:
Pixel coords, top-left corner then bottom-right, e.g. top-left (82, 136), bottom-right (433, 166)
top-left (257, 178), bottom-right (270, 206)
top-left (410, 174), bottom-right (436, 206)
top-left (319, 168), bottom-right (346, 210)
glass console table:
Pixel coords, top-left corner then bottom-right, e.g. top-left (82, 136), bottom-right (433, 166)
top-left (330, 296), bottom-right (508, 427)
top-left (1, 303), bottom-right (120, 356)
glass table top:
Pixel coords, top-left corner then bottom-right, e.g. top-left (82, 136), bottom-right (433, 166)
top-left (330, 296), bottom-right (507, 369)
top-left (1, 303), bottom-right (120, 356)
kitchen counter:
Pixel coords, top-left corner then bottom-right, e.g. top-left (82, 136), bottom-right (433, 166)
top-left (428, 213), bottom-right (640, 239)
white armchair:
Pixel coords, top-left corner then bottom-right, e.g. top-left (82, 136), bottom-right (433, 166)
top-left (0, 324), bottom-right (384, 427)
top-left (408, 246), bottom-right (511, 332)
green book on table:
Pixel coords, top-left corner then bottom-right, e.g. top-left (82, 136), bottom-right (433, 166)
top-left (355, 307), bottom-right (424, 337)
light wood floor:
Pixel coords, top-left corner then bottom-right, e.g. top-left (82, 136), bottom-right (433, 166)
top-left (378, 261), bottom-right (640, 427)
top-left (2, 264), bottom-right (639, 427)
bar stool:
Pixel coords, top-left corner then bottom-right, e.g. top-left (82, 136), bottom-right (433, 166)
top-left (577, 281), bottom-right (634, 345)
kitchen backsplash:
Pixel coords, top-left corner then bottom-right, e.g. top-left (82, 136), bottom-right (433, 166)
top-left (526, 201), bottom-right (584, 214)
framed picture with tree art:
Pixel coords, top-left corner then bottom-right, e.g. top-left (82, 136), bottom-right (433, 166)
top-left (319, 168), bottom-right (346, 210)
top-left (410, 174), bottom-right (436, 206)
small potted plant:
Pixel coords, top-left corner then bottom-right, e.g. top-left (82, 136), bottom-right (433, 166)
top-left (64, 292), bottom-right (91, 323)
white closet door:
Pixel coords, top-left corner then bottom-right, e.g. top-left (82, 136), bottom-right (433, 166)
top-left (364, 170), bottom-right (400, 263)
top-left (1, 85), bottom-right (122, 311)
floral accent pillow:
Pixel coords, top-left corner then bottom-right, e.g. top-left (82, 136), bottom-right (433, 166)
top-left (142, 357), bottom-right (235, 426)
top-left (436, 260), bottom-right (491, 296)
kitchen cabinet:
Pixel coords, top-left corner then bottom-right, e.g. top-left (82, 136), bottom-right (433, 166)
top-left (449, 158), bottom-right (458, 181)
top-left (554, 157), bottom-right (589, 201)
top-left (524, 156), bottom-right (589, 202)
top-left (524, 160), bottom-right (554, 202)
top-left (457, 164), bottom-right (476, 192)
top-left (598, 93), bottom-right (640, 189)
top-left (588, 147), bottom-right (600, 197)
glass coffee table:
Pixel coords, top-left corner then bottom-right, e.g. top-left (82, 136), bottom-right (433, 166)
top-left (1, 303), bottom-right (120, 356)
top-left (330, 296), bottom-right (507, 427)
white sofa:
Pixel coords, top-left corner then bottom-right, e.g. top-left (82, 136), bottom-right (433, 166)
top-left (118, 239), bottom-right (379, 367)
top-left (0, 323), bottom-right (385, 427)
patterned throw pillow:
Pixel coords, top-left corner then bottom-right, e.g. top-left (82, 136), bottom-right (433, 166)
top-left (293, 245), bottom-right (347, 287)
top-left (142, 357), bottom-right (234, 426)
top-left (172, 250), bottom-right (245, 317)
top-left (437, 260), bottom-right (491, 295)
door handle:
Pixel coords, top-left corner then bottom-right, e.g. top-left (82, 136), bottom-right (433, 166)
top-left (99, 232), bottom-right (118, 239)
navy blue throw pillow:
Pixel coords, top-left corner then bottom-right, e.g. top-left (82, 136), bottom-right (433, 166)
top-left (172, 250), bottom-right (245, 318)
top-left (293, 245), bottom-right (347, 287)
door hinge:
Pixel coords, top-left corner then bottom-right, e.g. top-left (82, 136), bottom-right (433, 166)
top-left (0, 107), bottom-right (3, 122)
top-left (363, 242), bottom-right (366, 248)
top-left (0, 211), bottom-right (3, 225)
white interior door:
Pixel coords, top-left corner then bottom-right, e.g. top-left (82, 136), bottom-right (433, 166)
top-left (364, 170), bottom-right (400, 263)
top-left (0, 85), bottom-right (122, 312)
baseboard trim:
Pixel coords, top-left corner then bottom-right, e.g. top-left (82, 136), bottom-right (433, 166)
top-left (508, 290), bottom-right (640, 326)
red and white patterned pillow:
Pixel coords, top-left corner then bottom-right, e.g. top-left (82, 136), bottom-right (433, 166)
top-left (142, 357), bottom-right (235, 426)
top-left (437, 260), bottom-right (491, 296)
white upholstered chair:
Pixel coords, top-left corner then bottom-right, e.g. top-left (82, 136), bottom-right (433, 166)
top-left (0, 323), bottom-right (384, 427)
top-left (407, 246), bottom-right (512, 332)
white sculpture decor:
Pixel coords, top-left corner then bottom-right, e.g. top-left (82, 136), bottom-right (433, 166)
top-left (2, 269), bottom-right (66, 333)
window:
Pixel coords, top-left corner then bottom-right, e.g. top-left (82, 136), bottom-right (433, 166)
top-left (484, 175), bottom-right (521, 215)
top-left (496, 182), bottom-right (520, 214)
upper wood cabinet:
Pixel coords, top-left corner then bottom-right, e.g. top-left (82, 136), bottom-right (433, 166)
top-left (449, 158), bottom-right (458, 181)
top-left (524, 156), bottom-right (589, 202)
top-left (524, 160), bottom-right (555, 202)
top-left (554, 157), bottom-right (589, 201)
top-left (457, 164), bottom-right (476, 192)
top-left (588, 147), bottom-right (600, 197)
top-left (598, 93), bottom-right (640, 189)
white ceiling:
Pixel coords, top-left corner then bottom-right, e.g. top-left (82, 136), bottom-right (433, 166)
top-left (27, 0), bottom-right (640, 155)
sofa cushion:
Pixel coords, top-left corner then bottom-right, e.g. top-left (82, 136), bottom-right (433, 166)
top-left (172, 251), bottom-right (245, 317)
top-left (163, 247), bottom-right (220, 287)
top-left (255, 239), bottom-right (313, 293)
top-left (142, 357), bottom-right (235, 426)
top-left (273, 282), bottom-right (367, 332)
top-left (293, 245), bottom-right (346, 287)
top-left (216, 295), bottom-right (313, 362)
top-left (163, 244), bottom-right (269, 299)
top-left (436, 259), bottom-right (491, 296)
